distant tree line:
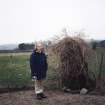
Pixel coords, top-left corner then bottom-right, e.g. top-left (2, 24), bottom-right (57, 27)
top-left (1, 39), bottom-right (105, 53)
top-left (91, 40), bottom-right (105, 50)
top-left (18, 41), bottom-right (52, 51)
top-left (18, 43), bottom-right (34, 50)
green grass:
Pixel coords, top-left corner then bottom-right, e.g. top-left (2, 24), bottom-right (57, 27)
top-left (87, 48), bottom-right (105, 79)
top-left (0, 52), bottom-right (58, 89)
top-left (0, 48), bottom-right (105, 89)
top-left (0, 53), bottom-right (31, 88)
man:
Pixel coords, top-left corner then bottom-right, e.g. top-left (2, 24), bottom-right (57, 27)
top-left (30, 42), bottom-right (48, 100)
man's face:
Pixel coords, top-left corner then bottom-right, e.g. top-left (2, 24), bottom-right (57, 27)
top-left (36, 43), bottom-right (44, 51)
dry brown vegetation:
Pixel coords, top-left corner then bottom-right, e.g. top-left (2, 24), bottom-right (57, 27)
top-left (51, 37), bottom-right (96, 91)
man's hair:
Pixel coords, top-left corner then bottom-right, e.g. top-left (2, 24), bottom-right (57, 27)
top-left (34, 41), bottom-right (44, 51)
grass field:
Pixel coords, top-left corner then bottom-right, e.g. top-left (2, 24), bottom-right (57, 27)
top-left (0, 52), bottom-right (58, 89)
top-left (0, 52), bottom-right (31, 88)
top-left (0, 48), bottom-right (105, 89)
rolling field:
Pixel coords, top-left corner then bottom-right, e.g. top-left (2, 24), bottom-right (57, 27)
top-left (0, 48), bottom-right (105, 89)
top-left (0, 52), bottom-right (31, 88)
top-left (0, 52), bottom-right (58, 89)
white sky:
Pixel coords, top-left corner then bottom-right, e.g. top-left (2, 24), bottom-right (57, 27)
top-left (0, 0), bottom-right (105, 44)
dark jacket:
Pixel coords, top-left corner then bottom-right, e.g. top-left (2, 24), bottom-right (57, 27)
top-left (30, 50), bottom-right (48, 80)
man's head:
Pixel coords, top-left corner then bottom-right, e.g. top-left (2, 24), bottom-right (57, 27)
top-left (35, 42), bottom-right (44, 52)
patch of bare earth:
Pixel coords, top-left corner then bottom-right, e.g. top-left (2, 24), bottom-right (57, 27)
top-left (0, 90), bottom-right (105, 105)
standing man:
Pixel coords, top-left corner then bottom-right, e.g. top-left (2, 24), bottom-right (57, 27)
top-left (30, 42), bottom-right (48, 100)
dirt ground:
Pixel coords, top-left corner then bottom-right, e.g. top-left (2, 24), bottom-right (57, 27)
top-left (0, 90), bottom-right (105, 105)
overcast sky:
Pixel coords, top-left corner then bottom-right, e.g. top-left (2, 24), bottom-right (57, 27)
top-left (0, 0), bottom-right (105, 44)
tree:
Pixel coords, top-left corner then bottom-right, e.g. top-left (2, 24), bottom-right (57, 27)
top-left (18, 43), bottom-right (34, 50)
top-left (18, 43), bottom-right (26, 50)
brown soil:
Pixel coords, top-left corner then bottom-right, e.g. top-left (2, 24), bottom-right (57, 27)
top-left (0, 90), bottom-right (105, 105)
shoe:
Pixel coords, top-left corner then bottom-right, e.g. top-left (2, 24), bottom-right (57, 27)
top-left (40, 93), bottom-right (47, 98)
top-left (36, 93), bottom-right (42, 100)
